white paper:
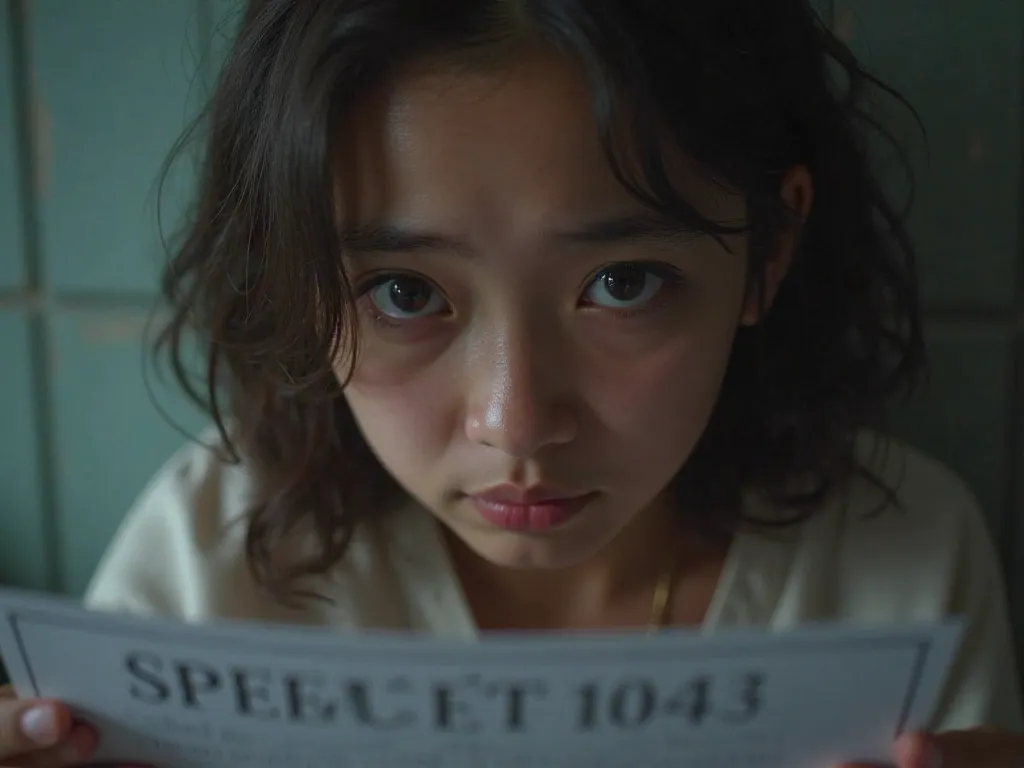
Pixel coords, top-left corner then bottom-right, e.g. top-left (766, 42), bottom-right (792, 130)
top-left (0, 587), bottom-right (961, 768)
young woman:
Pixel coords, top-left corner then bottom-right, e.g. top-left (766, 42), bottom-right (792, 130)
top-left (1, 1), bottom-right (1021, 766)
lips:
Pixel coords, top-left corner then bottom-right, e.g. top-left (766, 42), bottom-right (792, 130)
top-left (467, 485), bottom-right (597, 533)
top-left (473, 484), bottom-right (580, 505)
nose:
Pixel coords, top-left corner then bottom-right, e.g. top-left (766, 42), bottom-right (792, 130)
top-left (464, 326), bottom-right (577, 458)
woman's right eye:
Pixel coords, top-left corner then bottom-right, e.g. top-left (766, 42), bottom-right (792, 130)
top-left (363, 275), bottom-right (449, 320)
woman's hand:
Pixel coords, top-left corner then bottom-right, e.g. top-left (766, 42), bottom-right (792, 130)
top-left (842, 729), bottom-right (1024, 768)
top-left (0, 683), bottom-right (98, 766)
top-left (894, 729), bottom-right (1024, 768)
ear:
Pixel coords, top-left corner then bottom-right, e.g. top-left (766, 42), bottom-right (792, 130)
top-left (739, 165), bottom-right (814, 325)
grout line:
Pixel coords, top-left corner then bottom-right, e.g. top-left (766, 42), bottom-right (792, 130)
top-left (0, 289), bottom-right (159, 311)
top-left (198, 0), bottom-right (215, 96)
top-left (7, 0), bottom-right (35, 287)
top-left (1003, 337), bottom-right (1021, 567)
top-left (1011, 352), bottom-right (1023, 670)
top-left (1007, 332), bottom-right (1023, 572)
top-left (8, 0), bottom-right (62, 594)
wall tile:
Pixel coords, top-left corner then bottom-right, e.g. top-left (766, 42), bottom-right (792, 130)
top-left (833, 0), bottom-right (1022, 308)
top-left (0, 2), bottom-right (25, 288)
top-left (29, 0), bottom-right (202, 294)
top-left (885, 323), bottom-right (1013, 543)
top-left (49, 308), bottom-right (206, 596)
top-left (0, 311), bottom-right (48, 589)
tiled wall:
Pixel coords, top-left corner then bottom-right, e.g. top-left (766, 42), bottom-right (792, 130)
top-left (0, 0), bottom-right (1021, 649)
top-left (0, 0), bottom-right (224, 594)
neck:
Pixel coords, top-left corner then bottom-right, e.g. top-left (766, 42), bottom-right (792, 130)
top-left (446, 492), bottom-right (727, 632)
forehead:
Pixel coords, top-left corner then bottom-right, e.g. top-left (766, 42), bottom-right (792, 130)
top-left (336, 48), bottom-right (643, 232)
top-left (334, 45), bottom-right (741, 243)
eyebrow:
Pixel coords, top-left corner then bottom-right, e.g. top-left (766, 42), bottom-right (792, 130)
top-left (337, 213), bottom-right (703, 256)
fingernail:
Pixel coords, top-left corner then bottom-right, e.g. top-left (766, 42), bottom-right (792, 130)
top-left (59, 723), bottom-right (98, 762)
top-left (19, 704), bottom-right (60, 746)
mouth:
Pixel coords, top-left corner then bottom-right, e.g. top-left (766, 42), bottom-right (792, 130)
top-left (465, 486), bottom-right (599, 533)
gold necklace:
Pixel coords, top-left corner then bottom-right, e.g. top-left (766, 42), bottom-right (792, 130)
top-left (647, 561), bottom-right (676, 631)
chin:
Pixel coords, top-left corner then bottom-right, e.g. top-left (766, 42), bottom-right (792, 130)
top-left (461, 529), bottom-right (609, 571)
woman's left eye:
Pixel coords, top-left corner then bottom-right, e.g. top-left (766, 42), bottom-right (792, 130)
top-left (582, 263), bottom-right (667, 309)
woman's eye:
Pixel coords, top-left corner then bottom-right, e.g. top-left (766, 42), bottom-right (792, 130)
top-left (583, 264), bottom-right (665, 309)
top-left (366, 276), bottom-right (448, 319)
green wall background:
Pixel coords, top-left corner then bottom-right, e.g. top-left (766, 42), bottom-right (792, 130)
top-left (0, 0), bottom-right (1021, 659)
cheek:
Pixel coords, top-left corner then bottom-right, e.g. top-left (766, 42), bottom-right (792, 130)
top-left (340, 362), bottom-right (457, 487)
top-left (588, 319), bottom-right (738, 465)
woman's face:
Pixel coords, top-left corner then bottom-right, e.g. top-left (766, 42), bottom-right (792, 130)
top-left (337, 47), bottom-right (762, 571)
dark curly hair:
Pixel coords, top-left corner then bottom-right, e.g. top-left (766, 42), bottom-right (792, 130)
top-left (154, 0), bottom-right (925, 599)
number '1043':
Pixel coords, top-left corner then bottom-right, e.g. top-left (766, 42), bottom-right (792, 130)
top-left (576, 672), bottom-right (764, 730)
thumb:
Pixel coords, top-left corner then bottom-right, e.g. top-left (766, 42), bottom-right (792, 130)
top-left (897, 729), bottom-right (1024, 768)
top-left (0, 698), bottom-right (72, 758)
